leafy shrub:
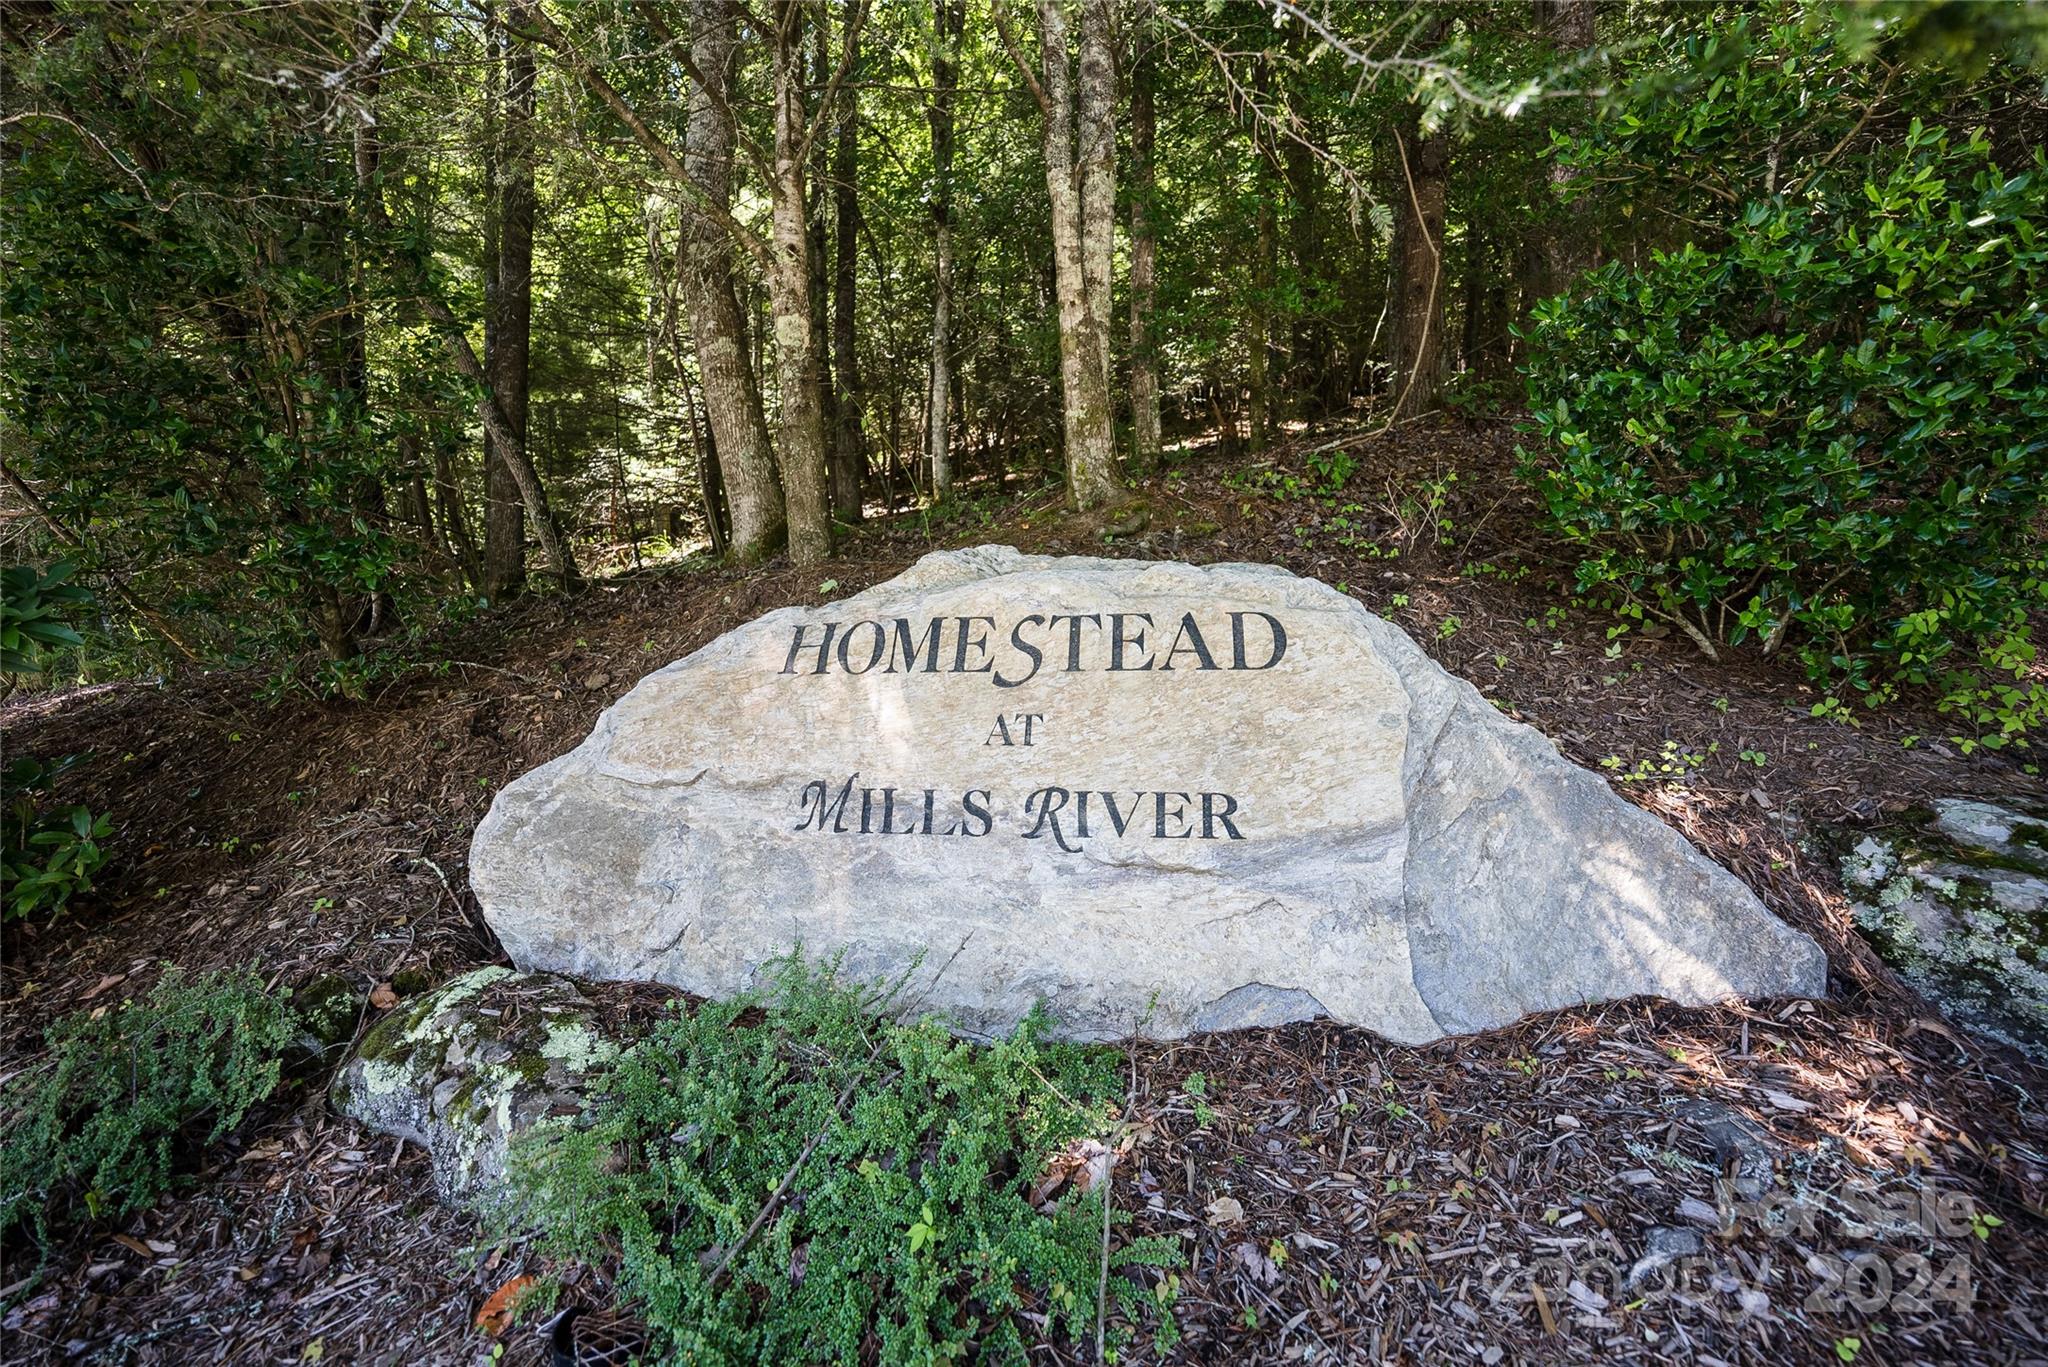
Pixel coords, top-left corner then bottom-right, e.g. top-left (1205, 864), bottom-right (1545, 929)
top-left (2, 754), bottom-right (112, 922)
top-left (0, 967), bottom-right (298, 1246)
top-left (1523, 121), bottom-right (2048, 739)
top-left (491, 961), bottom-right (1181, 1364)
top-left (1, 560), bottom-right (91, 676)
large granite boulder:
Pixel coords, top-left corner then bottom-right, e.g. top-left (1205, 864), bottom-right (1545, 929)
top-left (471, 547), bottom-right (1825, 1042)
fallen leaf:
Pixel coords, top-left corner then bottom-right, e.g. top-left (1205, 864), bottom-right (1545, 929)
top-left (80, 973), bottom-right (127, 1002)
top-left (1205, 1196), bottom-right (1246, 1227)
top-left (1028, 1138), bottom-right (1110, 1207)
top-left (1234, 1240), bottom-right (1280, 1286)
top-left (369, 982), bottom-right (398, 1010)
top-left (475, 1274), bottom-right (537, 1336)
top-left (111, 1235), bottom-right (154, 1259)
top-left (300, 1340), bottom-right (324, 1362)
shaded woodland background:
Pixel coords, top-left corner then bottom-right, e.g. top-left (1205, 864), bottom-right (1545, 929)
top-left (5, 0), bottom-right (2040, 699)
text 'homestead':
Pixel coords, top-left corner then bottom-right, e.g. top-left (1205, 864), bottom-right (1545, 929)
top-left (780, 610), bottom-right (1290, 687)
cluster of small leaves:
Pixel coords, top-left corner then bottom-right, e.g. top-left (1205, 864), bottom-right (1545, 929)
top-left (0, 968), bottom-right (298, 1248)
top-left (492, 960), bottom-right (1181, 1365)
top-left (1, 560), bottom-right (92, 676)
top-left (2, 562), bottom-right (111, 920)
top-left (1523, 112), bottom-right (2048, 741)
top-left (2, 754), bottom-right (112, 923)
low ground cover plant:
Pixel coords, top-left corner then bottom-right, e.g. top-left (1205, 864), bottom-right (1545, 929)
top-left (0, 968), bottom-right (298, 1248)
top-left (491, 961), bottom-right (1181, 1364)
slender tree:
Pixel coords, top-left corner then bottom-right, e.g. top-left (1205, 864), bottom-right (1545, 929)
top-left (1387, 16), bottom-right (1451, 422)
top-left (1127, 18), bottom-right (1161, 475)
top-left (925, 0), bottom-right (963, 499)
top-left (997, 0), bottom-right (1121, 511)
top-left (767, 0), bottom-right (835, 564)
top-left (483, 0), bottom-right (537, 599)
top-left (829, 32), bottom-right (865, 522)
top-left (681, 0), bottom-right (788, 561)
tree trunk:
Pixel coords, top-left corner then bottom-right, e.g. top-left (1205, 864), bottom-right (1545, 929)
top-left (829, 34), bottom-right (865, 522)
top-left (926, 0), bottom-right (962, 500)
top-left (683, 0), bottom-right (786, 561)
top-left (807, 7), bottom-right (837, 514)
top-left (1249, 188), bottom-right (1273, 451)
top-left (1076, 0), bottom-right (1115, 429)
top-left (1517, 0), bottom-right (1598, 347)
top-left (1248, 52), bottom-right (1275, 454)
top-left (483, 0), bottom-right (536, 600)
top-left (432, 441), bottom-right (484, 586)
top-left (769, 0), bottom-right (833, 565)
top-left (1027, 0), bottom-right (1120, 511)
top-left (1388, 112), bottom-right (1449, 421)
top-left (1539, 0), bottom-right (1596, 293)
top-left (1127, 25), bottom-right (1160, 475)
top-left (343, 36), bottom-right (393, 639)
top-left (355, 1), bottom-right (574, 588)
top-left (1280, 22), bottom-right (1327, 416)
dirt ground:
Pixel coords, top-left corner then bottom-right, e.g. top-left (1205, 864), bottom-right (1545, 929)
top-left (3, 419), bottom-right (2044, 1365)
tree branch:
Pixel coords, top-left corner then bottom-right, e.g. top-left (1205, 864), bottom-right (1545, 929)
top-left (989, 0), bottom-right (1050, 120)
top-left (793, 0), bottom-right (870, 169)
top-left (526, 2), bottom-right (773, 268)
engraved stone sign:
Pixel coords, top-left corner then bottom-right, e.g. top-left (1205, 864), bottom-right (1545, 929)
top-left (470, 547), bottom-right (1826, 1041)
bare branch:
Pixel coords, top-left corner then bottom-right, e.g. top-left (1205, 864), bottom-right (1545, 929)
top-left (989, 0), bottom-right (1050, 120)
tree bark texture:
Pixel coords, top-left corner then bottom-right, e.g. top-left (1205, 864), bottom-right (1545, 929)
top-left (1127, 26), bottom-right (1160, 474)
top-left (829, 34), bottom-right (865, 521)
top-left (1031, 0), bottom-right (1120, 511)
top-left (926, 0), bottom-right (961, 499)
top-left (1388, 114), bottom-right (1449, 421)
top-left (769, 0), bottom-right (833, 565)
top-left (683, 0), bottom-right (786, 561)
top-left (483, 0), bottom-right (535, 600)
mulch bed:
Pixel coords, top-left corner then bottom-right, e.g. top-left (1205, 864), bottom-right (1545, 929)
top-left (2, 417), bottom-right (2043, 1364)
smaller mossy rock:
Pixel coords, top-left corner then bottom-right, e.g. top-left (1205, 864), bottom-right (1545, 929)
top-left (1834, 797), bottom-right (2048, 1059)
top-left (330, 967), bottom-right (624, 1202)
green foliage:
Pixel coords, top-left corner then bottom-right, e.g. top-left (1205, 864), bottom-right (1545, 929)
top-left (1, 560), bottom-right (93, 676)
top-left (2, 5), bottom-right (464, 666)
top-left (0, 967), bottom-right (297, 1246)
top-left (1524, 111), bottom-right (2048, 740)
top-left (3, 564), bottom-right (117, 920)
top-left (2, 754), bottom-right (112, 923)
top-left (491, 960), bottom-right (1181, 1364)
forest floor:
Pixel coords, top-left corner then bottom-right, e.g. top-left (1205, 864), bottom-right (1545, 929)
top-left (3, 416), bottom-right (2045, 1367)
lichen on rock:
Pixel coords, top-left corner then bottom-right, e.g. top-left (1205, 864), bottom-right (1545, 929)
top-left (1833, 797), bottom-right (2048, 1059)
top-left (329, 968), bottom-right (626, 1203)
